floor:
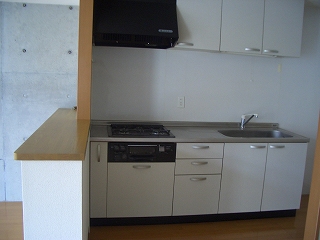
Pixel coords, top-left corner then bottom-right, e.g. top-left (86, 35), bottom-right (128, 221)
top-left (89, 195), bottom-right (309, 240)
top-left (0, 202), bottom-right (24, 240)
top-left (0, 196), bottom-right (309, 240)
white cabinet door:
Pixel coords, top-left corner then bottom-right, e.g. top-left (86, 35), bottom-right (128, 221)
top-left (175, 0), bottom-right (222, 51)
top-left (220, 0), bottom-right (264, 54)
top-left (90, 142), bottom-right (107, 218)
top-left (107, 163), bottom-right (175, 218)
top-left (173, 175), bottom-right (221, 216)
top-left (219, 143), bottom-right (267, 213)
top-left (263, 0), bottom-right (304, 57)
top-left (261, 143), bottom-right (308, 211)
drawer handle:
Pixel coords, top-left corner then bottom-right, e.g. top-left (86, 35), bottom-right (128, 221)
top-left (191, 161), bottom-right (208, 165)
top-left (245, 47), bottom-right (260, 52)
top-left (133, 165), bottom-right (151, 169)
top-left (250, 145), bottom-right (266, 149)
top-left (190, 177), bottom-right (207, 182)
top-left (263, 49), bottom-right (279, 54)
top-left (97, 144), bottom-right (101, 162)
top-left (177, 42), bottom-right (194, 46)
top-left (269, 145), bottom-right (285, 149)
top-left (192, 145), bottom-right (209, 149)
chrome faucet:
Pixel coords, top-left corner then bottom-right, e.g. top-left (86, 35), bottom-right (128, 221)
top-left (240, 114), bottom-right (258, 129)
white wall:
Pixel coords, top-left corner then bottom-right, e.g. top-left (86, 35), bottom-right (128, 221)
top-left (1, 0), bottom-right (79, 5)
top-left (21, 161), bottom-right (84, 240)
top-left (0, 2), bottom-right (79, 201)
top-left (0, 2), bottom-right (5, 201)
top-left (92, 6), bottom-right (320, 194)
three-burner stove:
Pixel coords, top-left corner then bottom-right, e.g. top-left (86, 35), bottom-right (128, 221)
top-left (108, 123), bottom-right (175, 138)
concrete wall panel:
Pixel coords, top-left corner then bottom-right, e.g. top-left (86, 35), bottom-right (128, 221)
top-left (2, 2), bottom-right (78, 74)
top-left (1, 2), bottom-right (78, 201)
top-left (0, 2), bottom-right (4, 201)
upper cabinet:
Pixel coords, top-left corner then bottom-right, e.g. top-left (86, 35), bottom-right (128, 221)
top-left (263, 0), bottom-right (304, 57)
top-left (220, 0), bottom-right (264, 55)
top-left (220, 0), bottom-right (305, 57)
top-left (174, 0), bottom-right (222, 51)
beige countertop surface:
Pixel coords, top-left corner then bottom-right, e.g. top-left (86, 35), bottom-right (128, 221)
top-left (14, 108), bottom-right (90, 161)
top-left (14, 112), bottom-right (308, 161)
top-left (90, 121), bottom-right (309, 143)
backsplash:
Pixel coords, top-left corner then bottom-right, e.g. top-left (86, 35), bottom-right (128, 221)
top-left (92, 47), bottom-right (281, 122)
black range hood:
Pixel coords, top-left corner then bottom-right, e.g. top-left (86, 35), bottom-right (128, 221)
top-left (93, 0), bottom-right (179, 49)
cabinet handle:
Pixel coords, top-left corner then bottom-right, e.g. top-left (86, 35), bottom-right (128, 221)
top-left (263, 49), bottom-right (279, 54)
top-left (133, 165), bottom-right (151, 169)
top-left (250, 145), bottom-right (266, 149)
top-left (190, 177), bottom-right (207, 181)
top-left (192, 145), bottom-right (209, 149)
top-left (191, 161), bottom-right (208, 165)
top-left (177, 42), bottom-right (194, 46)
top-left (269, 145), bottom-right (285, 149)
top-left (97, 144), bottom-right (101, 162)
top-left (245, 48), bottom-right (260, 52)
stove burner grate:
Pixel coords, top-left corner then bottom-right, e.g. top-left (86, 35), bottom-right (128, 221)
top-left (109, 124), bottom-right (174, 138)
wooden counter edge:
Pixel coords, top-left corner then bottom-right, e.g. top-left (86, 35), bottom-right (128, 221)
top-left (303, 114), bottom-right (320, 240)
top-left (14, 108), bottom-right (90, 161)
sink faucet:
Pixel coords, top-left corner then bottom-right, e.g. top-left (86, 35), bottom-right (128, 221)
top-left (240, 114), bottom-right (258, 129)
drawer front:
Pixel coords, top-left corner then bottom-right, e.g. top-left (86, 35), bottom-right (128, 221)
top-left (176, 143), bottom-right (224, 159)
top-left (173, 174), bottom-right (221, 216)
top-left (175, 158), bottom-right (222, 175)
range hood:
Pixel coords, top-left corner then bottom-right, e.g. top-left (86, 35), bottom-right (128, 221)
top-left (93, 0), bottom-right (179, 49)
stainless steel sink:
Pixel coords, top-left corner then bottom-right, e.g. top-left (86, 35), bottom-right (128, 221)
top-left (218, 129), bottom-right (293, 138)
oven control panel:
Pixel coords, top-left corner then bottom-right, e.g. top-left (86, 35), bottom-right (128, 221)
top-left (108, 142), bottom-right (176, 162)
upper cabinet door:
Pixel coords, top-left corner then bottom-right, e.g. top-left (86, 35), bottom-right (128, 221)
top-left (220, 0), bottom-right (264, 54)
top-left (263, 0), bottom-right (304, 57)
top-left (175, 0), bottom-right (222, 51)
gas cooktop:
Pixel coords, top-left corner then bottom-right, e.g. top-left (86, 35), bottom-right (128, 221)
top-left (108, 123), bottom-right (175, 138)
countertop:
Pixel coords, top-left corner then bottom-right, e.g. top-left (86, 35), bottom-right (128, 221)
top-left (90, 121), bottom-right (309, 143)
top-left (14, 108), bottom-right (90, 161)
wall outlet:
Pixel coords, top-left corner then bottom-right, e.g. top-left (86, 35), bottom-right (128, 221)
top-left (178, 96), bottom-right (185, 108)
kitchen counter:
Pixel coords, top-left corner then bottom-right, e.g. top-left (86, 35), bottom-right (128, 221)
top-left (14, 108), bottom-right (90, 240)
top-left (14, 108), bottom-right (90, 160)
top-left (90, 121), bottom-right (309, 143)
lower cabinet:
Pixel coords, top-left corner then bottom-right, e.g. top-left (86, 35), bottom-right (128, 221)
top-left (173, 143), bottom-right (223, 216)
top-left (219, 143), bottom-right (267, 213)
top-left (173, 174), bottom-right (221, 215)
top-left (219, 142), bottom-right (308, 214)
top-left (90, 142), bottom-right (108, 218)
top-left (261, 143), bottom-right (308, 211)
top-left (107, 162), bottom-right (175, 218)
top-left (90, 141), bottom-right (308, 220)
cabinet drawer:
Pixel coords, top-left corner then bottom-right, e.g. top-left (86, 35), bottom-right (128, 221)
top-left (176, 143), bottom-right (224, 159)
top-left (175, 158), bottom-right (222, 175)
top-left (173, 175), bottom-right (221, 216)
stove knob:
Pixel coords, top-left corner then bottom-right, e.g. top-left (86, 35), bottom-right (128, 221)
top-left (120, 145), bottom-right (126, 152)
top-left (122, 153), bottom-right (127, 160)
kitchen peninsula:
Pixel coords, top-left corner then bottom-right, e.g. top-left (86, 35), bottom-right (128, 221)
top-left (14, 108), bottom-right (90, 240)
